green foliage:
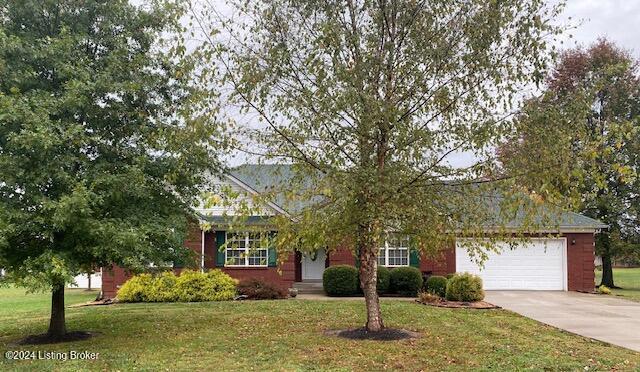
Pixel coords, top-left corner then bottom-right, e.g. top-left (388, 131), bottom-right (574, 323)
top-left (117, 274), bottom-right (154, 303)
top-left (390, 267), bottom-right (423, 297)
top-left (0, 0), bottom-right (221, 295)
top-left (446, 273), bottom-right (456, 280)
top-left (445, 273), bottom-right (484, 302)
top-left (173, 270), bottom-right (237, 302)
top-left (117, 270), bottom-right (236, 303)
top-left (597, 285), bottom-right (612, 295)
top-left (323, 265), bottom-right (359, 296)
top-left (194, 0), bottom-right (566, 262)
top-left (237, 278), bottom-right (287, 300)
top-left (376, 266), bottom-right (390, 294)
top-left (192, 0), bottom-right (565, 327)
top-left (146, 272), bottom-right (178, 302)
top-left (500, 39), bottom-right (640, 287)
top-left (425, 276), bottom-right (448, 298)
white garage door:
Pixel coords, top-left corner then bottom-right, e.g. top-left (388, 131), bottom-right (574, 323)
top-left (455, 239), bottom-right (566, 290)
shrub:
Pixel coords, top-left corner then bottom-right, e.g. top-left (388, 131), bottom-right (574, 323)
top-left (418, 291), bottom-right (441, 304)
top-left (445, 272), bottom-right (484, 302)
top-left (118, 269), bottom-right (237, 303)
top-left (389, 266), bottom-right (423, 296)
top-left (598, 285), bottom-right (611, 295)
top-left (376, 266), bottom-right (390, 294)
top-left (146, 271), bottom-right (178, 302)
top-left (237, 278), bottom-right (288, 299)
top-left (445, 273), bottom-right (456, 280)
top-left (117, 273), bottom-right (154, 302)
top-left (173, 269), bottom-right (237, 302)
top-left (425, 275), bottom-right (448, 297)
top-left (323, 265), bottom-right (359, 296)
top-left (205, 269), bottom-right (238, 300)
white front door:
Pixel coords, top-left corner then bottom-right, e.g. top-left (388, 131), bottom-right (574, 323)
top-left (455, 238), bottom-right (567, 290)
top-left (302, 249), bottom-right (326, 280)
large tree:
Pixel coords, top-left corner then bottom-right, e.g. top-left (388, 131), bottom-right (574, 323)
top-left (500, 39), bottom-right (640, 288)
top-left (191, 0), bottom-right (563, 331)
top-left (0, 0), bottom-right (221, 340)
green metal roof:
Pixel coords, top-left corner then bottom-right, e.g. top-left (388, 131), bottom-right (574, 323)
top-left (227, 164), bottom-right (607, 231)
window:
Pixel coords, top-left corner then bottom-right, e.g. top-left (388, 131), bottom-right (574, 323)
top-left (225, 232), bottom-right (269, 267)
top-left (378, 235), bottom-right (409, 267)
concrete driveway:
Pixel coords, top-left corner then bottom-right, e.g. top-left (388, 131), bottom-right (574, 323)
top-left (485, 291), bottom-right (640, 352)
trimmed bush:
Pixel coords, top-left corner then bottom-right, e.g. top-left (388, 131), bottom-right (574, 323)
top-left (323, 265), bottom-right (359, 296)
top-left (445, 273), bottom-right (456, 280)
top-left (206, 269), bottom-right (238, 300)
top-left (146, 271), bottom-right (178, 302)
top-left (117, 273), bottom-right (154, 302)
top-left (389, 266), bottom-right (423, 296)
top-left (445, 272), bottom-right (484, 302)
top-left (237, 278), bottom-right (288, 299)
top-left (376, 266), bottom-right (390, 294)
top-left (425, 275), bottom-right (448, 297)
top-left (117, 269), bottom-right (237, 303)
top-left (173, 269), bottom-right (237, 302)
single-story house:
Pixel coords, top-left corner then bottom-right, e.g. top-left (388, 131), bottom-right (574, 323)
top-left (101, 164), bottom-right (606, 298)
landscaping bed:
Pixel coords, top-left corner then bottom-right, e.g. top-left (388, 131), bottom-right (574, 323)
top-left (416, 298), bottom-right (499, 309)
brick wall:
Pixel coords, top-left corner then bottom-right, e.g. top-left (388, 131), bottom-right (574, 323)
top-left (329, 247), bottom-right (357, 266)
top-left (420, 242), bottom-right (456, 276)
top-left (101, 226), bottom-right (297, 299)
top-left (565, 232), bottom-right (596, 291)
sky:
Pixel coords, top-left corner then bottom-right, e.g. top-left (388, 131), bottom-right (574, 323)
top-left (558, 0), bottom-right (640, 59)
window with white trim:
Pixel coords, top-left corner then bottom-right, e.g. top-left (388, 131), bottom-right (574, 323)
top-left (225, 232), bottom-right (269, 267)
top-left (378, 235), bottom-right (410, 267)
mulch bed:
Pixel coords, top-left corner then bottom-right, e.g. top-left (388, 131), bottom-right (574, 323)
top-left (68, 298), bottom-right (118, 308)
top-left (416, 299), bottom-right (500, 309)
top-left (324, 328), bottom-right (420, 341)
top-left (16, 331), bottom-right (97, 345)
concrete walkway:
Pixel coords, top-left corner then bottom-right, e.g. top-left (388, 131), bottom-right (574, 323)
top-left (485, 291), bottom-right (640, 352)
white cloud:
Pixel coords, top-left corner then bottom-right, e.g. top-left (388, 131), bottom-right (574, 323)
top-left (558, 0), bottom-right (640, 58)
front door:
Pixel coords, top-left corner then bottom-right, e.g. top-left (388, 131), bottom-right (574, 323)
top-left (302, 249), bottom-right (326, 280)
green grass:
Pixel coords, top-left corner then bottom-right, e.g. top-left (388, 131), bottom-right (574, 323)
top-left (1, 288), bottom-right (638, 371)
top-left (596, 267), bottom-right (640, 301)
top-left (0, 286), bottom-right (98, 317)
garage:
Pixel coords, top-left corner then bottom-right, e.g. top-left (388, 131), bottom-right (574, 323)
top-left (455, 238), bottom-right (567, 290)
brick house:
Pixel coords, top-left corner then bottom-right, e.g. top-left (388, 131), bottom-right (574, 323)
top-left (102, 164), bottom-right (606, 298)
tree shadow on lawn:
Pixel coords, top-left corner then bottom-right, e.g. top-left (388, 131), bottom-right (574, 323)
top-left (324, 327), bottom-right (420, 341)
top-left (14, 331), bottom-right (98, 345)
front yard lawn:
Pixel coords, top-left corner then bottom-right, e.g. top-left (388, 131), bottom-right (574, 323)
top-left (1, 287), bottom-right (638, 371)
top-left (596, 267), bottom-right (640, 301)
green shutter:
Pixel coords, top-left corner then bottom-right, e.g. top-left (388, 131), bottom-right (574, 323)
top-left (173, 257), bottom-right (185, 269)
top-left (216, 231), bottom-right (226, 267)
top-left (409, 249), bottom-right (420, 268)
top-left (268, 231), bottom-right (277, 267)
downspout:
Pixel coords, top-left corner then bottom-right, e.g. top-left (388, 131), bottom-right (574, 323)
top-left (201, 229), bottom-right (205, 273)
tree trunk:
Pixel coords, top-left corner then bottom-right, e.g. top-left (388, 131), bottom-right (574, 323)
top-left (358, 244), bottom-right (384, 332)
top-left (598, 233), bottom-right (617, 288)
top-left (87, 272), bottom-right (92, 291)
top-left (600, 252), bottom-right (616, 288)
top-left (48, 284), bottom-right (66, 337)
